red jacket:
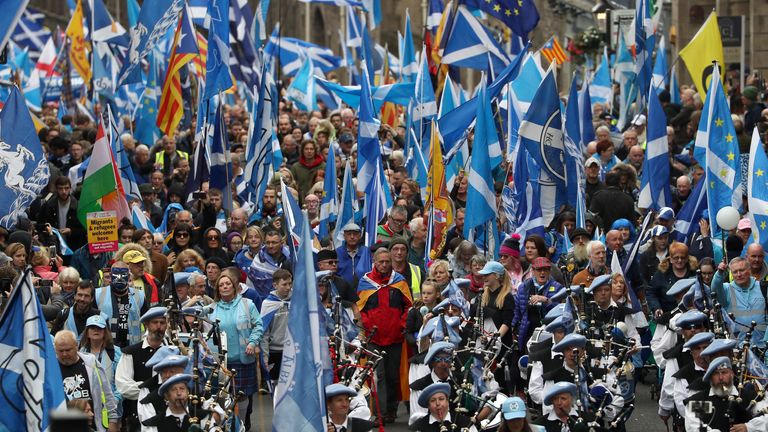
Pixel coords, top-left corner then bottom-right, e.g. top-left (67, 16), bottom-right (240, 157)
top-left (358, 269), bottom-right (412, 346)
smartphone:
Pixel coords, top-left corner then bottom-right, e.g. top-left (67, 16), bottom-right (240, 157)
top-left (0, 278), bottom-right (11, 293)
top-left (48, 245), bottom-right (56, 257)
top-left (38, 280), bottom-right (53, 287)
top-left (193, 191), bottom-right (207, 199)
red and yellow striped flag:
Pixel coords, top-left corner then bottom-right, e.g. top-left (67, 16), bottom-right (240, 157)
top-left (541, 36), bottom-right (567, 65)
top-left (193, 31), bottom-right (208, 79)
top-left (157, 8), bottom-right (198, 137)
top-left (66, 0), bottom-right (92, 84)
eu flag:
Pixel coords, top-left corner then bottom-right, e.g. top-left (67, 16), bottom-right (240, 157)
top-left (462, 0), bottom-right (539, 38)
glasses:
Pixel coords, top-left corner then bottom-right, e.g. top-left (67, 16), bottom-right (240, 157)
top-left (390, 218), bottom-right (407, 225)
top-left (154, 241), bottom-right (164, 245)
top-left (176, 232), bottom-right (189, 238)
top-left (321, 260), bottom-right (338, 265)
top-left (207, 236), bottom-right (219, 241)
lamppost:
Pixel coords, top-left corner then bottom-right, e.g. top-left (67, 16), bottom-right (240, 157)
top-left (591, 0), bottom-right (614, 46)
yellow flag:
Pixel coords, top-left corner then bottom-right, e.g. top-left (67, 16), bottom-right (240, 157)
top-left (678, 11), bottom-right (724, 100)
top-left (425, 122), bottom-right (454, 259)
top-left (66, 0), bottom-right (92, 84)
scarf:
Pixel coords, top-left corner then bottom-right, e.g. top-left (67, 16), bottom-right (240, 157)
top-left (299, 154), bottom-right (323, 169)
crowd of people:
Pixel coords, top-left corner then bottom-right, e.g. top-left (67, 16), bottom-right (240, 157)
top-left (3, 63), bottom-right (768, 432)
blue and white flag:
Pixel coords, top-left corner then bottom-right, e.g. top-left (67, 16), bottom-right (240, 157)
top-left (672, 177), bottom-right (707, 244)
top-left (133, 52), bottom-right (161, 146)
top-left (299, 0), bottom-right (365, 7)
top-left (109, 106), bottom-right (141, 203)
top-left (51, 227), bottom-right (74, 256)
top-left (696, 65), bottom-right (742, 231)
top-left (615, 33), bottom-right (636, 130)
top-left (652, 35), bottom-right (668, 91)
top-left (252, 0), bottom-right (271, 43)
top-left (90, 0), bottom-right (129, 46)
top-left (335, 160), bottom-right (358, 245)
top-left (315, 78), bottom-right (415, 110)
top-left (589, 47), bottom-right (612, 105)
top-left (633, 0), bottom-right (655, 110)
top-left (0, 86), bottom-right (50, 229)
top-left (746, 349), bottom-right (768, 385)
top-left (364, 161), bottom-right (388, 248)
top-left (202, 0), bottom-right (234, 100)
top-left (406, 133), bottom-right (429, 202)
top-left (400, 11), bottom-right (417, 82)
top-left (245, 68), bottom-right (276, 204)
top-left (412, 46), bottom-right (437, 123)
top-left (748, 128), bottom-right (768, 252)
top-left (518, 65), bottom-right (567, 226)
top-left (286, 55), bottom-right (317, 112)
top-left (118, 0), bottom-right (184, 86)
top-left (209, 99), bottom-right (234, 211)
top-left (511, 144), bottom-right (545, 239)
top-left (638, 87), bottom-right (671, 211)
top-left (362, 0), bottom-right (382, 29)
top-left (319, 145), bottom-right (338, 243)
top-left (280, 179), bottom-right (303, 261)
top-left (265, 32), bottom-right (342, 77)
top-left (438, 74), bottom-right (467, 119)
top-left (228, 0), bottom-right (260, 91)
top-left (509, 52), bottom-right (544, 114)
top-left (272, 212), bottom-right (329, 432)
top-left (463, 80), bottom-right (498, 239)
top-left (356, 64), bottom-right (382, 194)
top-left (10, 5), bottom-right (48, 63)
top-left (131, 202), bottom-right (156, 233)
top-left (578, 84), bottom-right (596, 147)
top-left (0, 269), bottom-right (66, 432)
top-left (564, 75), bottom-right (586, 214)
top-left (127, 0), bottom-right (140, 28)
top-left (442, 5), bottom-right (509, 72)
top-left (670, 64), bottom-right (681, 105)
top-left (346, 6), bottom-right (363, 47)
top-left (427, 0), bottom-right (444, 30)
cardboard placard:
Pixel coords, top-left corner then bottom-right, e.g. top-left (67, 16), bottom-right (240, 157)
top-left (87, 211), bottom-right (118, 253)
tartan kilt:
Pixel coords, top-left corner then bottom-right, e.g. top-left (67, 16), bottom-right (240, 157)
top-left (230, 362), bottom-right (258, 396)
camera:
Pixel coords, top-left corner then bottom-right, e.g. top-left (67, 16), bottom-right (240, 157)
top-left (193, 191), bottom-right (207, 200)
top-left (38, 279), bottom-right (53, 288)
top-left (690, 400), bottom-right (713, 415)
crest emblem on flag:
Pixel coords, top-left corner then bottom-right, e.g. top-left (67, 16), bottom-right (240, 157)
top-left (537, 111), bottom-right (566, 182)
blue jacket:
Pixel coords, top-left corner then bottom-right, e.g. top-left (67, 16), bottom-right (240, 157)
top-left (511, 278), bottom-right (562, 350)
top-left (247, 246), bottom-right (290, 307)
top-left (712, 271), bottom-right (767, 347)
top-left (209, 294), bottom-right (264, 364)
top-left (335, 244), bottom-right (371, 288)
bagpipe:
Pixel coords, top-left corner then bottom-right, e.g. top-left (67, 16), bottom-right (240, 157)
top-left (160, 268), bottom-right (242, 432)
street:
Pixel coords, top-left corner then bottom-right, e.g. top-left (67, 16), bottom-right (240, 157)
top-left (250, 374), bottom-right (668, 431)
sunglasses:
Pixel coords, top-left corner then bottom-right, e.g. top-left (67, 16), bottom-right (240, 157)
top-left (207, 236), bottom-right (219, 241)
top-left (176, 232), bottom-right (190, 238)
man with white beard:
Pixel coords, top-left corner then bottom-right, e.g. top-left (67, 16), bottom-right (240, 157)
top-left (559, 228), bottom-right (591, 278)
top-left (684, 357), bottom-right (768, 432)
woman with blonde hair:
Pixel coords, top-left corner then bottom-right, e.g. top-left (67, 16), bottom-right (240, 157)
top-left (173, 248), bottom-right (206, 273)
top-left (475, 260), bottom-right (516, 392)
top-left (648, 241), bottom-right (698, 316)
top-left (428, 259), bottom-right (452, 293)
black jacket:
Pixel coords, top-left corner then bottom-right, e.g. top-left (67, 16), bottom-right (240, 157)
top-left (589, 187), bottom-right (636, 232)
top-left (39, 196), bottom-right (87, 250)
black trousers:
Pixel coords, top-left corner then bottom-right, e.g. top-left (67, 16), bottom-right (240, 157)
top-left (370, 342), bottom-right (402, 416)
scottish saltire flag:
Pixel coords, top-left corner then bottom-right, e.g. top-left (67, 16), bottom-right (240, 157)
top-left (90, 0), bottom-right (129, 45)
top-left (127, 0), bottom-right (140, 28)
top-left (344, 7), bottom-right (363, 49)
top-left (273, 210), bottom-right (328, 432)
top-left (670, 64), bottom-right (681, 104)
top-left (280, 179), bottom-right (304, 260)
top-left (335, 160), bottom-right (358, 245)
top-left (463, 80), bottom-right (498, 239)
top-left (672, 177), bottom-right (707, 244)
top-left (134, 52), bottom-right (161, 146)
top-left (265, 32), bottom-right (342, 76)
top-left (400, 11), bottom-right (417, 82)
top-left (615, 33), bottom-right (636, 131)
top-left (319, 145), bottom-right (338, 243)
top-left (746, 350), bottom-right (768, 385)
top-left (563, 76), bottom-right (586, 215)
top-left (51, 227), bottom-right (74, 256)
top-left (442, 5), bottom-right (509, 72)
top-left (652, 35), bottom-right (668, 91)
top-left (0, 269), bottom-right (66, 432)
top-left (589, 48), bottom-right (611, 106)
top-left (202, 0), bottom-right (233, 100)
top-left (438, 44), bottom-right (526, 147)
top-left (0, 86), bottom-right (50, 228)
top-left (438, 74), bottom-right (467, 118)
top-left (356, 65), bottom-right (382, 194)
top-left (578, 85), bottom-right (596, 146)
top-left (109, 107), bottom-right (141, 202)
top-left (315, 78), bottom-right (415, 110)
top-left (364, 162), bottom-right (388, 247)
top-left (362, 0), bottom-right (382, 29)
top-left (462, 0), bottom-right (539, 39)
top-left (228, 0), bottom-right (260, 90)
top-left (748, 128), bottom-right (768, 252)
top-left (633, 0), bottom-right (655, 109)
top-left (209, 100), bottom-right (234, 211)
top-left (518, 65), bottom-right (567, 226)
top-left (427, 0), bottom-right (444, 30)
top-left (638, 88), bottom-right (671, 211)
top-left (245, 67), bottom-right (276, 203)
top-left (10, 5), bottom-right (48, 63)
top-left (118, 0), bottom-right (184, 86)
top-left (564, 76), bottom-right (582, 157)
top-left (412, 46), bottom-right (437, 123)
top-left (131, 202), bottom-right (156, 232)
top-left (406, 133), bottom-right (429, 201)
top-left (511, 143), bottom-right (545, 239)
top-left (286, 55), bottom-right (317, 112)
top-left (698, 66), bottom-right (742, 227)
top-left (299, 0), bottom-right (365, 7)
top-left (359, 18), bottom-right (376, 84)
top-left (252, 0), bottom-right (271, 43)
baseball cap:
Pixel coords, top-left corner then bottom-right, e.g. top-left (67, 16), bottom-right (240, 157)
top-left (123, 250), bottom-right (147, 264)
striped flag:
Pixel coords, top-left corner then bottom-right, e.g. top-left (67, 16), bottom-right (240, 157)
top-left (540, 36), bottom-right (566, 65)
top-left (193, 31), bottom-right (208, 79)
top-left (157, 7), bottom-right (199, 137)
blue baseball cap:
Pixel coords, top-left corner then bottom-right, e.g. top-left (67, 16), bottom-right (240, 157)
top-left (85, 314), bottom-right (107, 329)
top-left (501, 396), bottom-right (527, 420)
top-left (478, 261), bottom-right (506, 276)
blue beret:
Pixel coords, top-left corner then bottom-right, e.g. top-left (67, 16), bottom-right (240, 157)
top-left (433, 297), bottom-right (464, 314)
top-left (424, 341), bottom-right (455, 364)
top-left (174, 272), bottom-right (192, 285)
top-left (589, 383), bottom-right (614, 406)
top-left (501, 396), bottom-right (527, 420)
top-left (543, 382), bottom-right (578, 405)
top-left (667, 278), bottom-right (697, 297)
top-left (153, 354), bottom-right (189, 372)
top-left (182, 306), bottom-right (204, 316)
top-left (418, 382), bottom-right (451, 408)
top-left (325, 383), bottom-right (356, 399)
top-left (183, 266), bottom-right (203, 274)
top-left (85, 314), bottom-right (107, 329)
top-left (701, 338), bottom-right (738, 357)
top-left (552, 333), bottom-right (587, 352)
top-left (703, 357), bottom-right (732, 381)
top-left (674, 310), bottom-right (707, 330)
top-left (683, 332), bottom-right (715, 349)
top-left (544, 304), bottom-right (566, 324)
top-left (545, 316), bottom-right (574, 334)
top-left (158, 373), bottom-right (192, 395)
top-left (146, 346), bottom-right (181, 369)
top-left (551, 285), bottom-right (582, 302)
top-left (586, 274), bottom-right (612, 294)
top-left (141, 306), bottom-right (167, 323)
